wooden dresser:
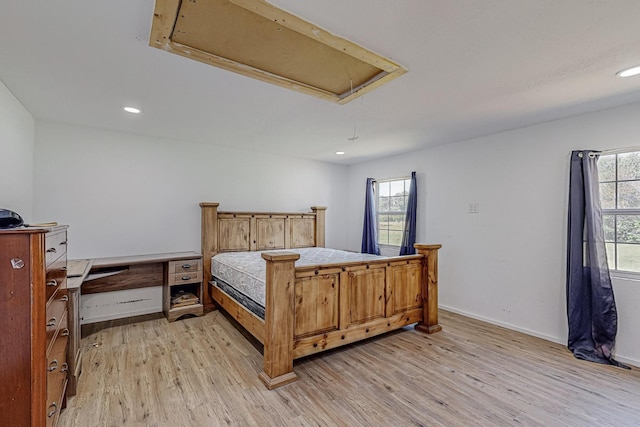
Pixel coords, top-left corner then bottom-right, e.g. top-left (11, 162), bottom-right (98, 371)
top-left (0, 226), bottom-right (69, 427)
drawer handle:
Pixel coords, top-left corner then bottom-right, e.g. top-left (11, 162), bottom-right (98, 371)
top-left (47, 280), bottom-right (58, 287)
top-left (46, 247), bottom-right (57, 254)
top-left (181, 264), bottom-right (192, 269)
top-left (61, 328), bottom-right (70, 337)
top-left (11, 258), bottom-right (25, 269)
top-left (61, 295), bottom-right (69, 302)
top-left (61, 363), bottom-right (69, 373)
top-left (48, 359), bottom-right (58, 372)
top-left (48, 402), bottom-right (58, 417)
top-left (181, 276), bottom-right (191, 281)
top-left (47, 317), bottom-right (57, 327)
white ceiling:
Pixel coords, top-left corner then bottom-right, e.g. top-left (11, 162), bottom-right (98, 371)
top-left (2, 1), bottom-right (640, 165)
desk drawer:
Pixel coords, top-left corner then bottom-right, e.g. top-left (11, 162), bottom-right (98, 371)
top-left (169, 271), bottom-right (202, 286)
top-left (170, 259), bottom-right (202, 274)
top-left (82, 263), bottom-right (163, 295)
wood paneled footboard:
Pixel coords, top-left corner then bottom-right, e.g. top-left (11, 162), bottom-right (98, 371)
top-left (258, 244), bottom-right (442, 389)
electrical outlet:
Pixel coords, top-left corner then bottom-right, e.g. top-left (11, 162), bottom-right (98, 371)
top-left (468, 202), bottom-right (479, 214)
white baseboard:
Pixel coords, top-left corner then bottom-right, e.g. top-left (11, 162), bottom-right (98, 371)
top-left (439, 304), bottom-right (639, 369)
top-left (439, 304), bottom-right (563, 343)
top-left (612, 354), bottom-right (640, 368)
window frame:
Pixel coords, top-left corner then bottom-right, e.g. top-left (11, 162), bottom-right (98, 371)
top-left (375, 176), bottom-right (411, 249)
top-left (598, 150), bottom-right (640, 277)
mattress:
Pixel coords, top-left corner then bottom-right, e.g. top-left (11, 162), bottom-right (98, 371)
top-left (212, 247), bottom-right (388, 319)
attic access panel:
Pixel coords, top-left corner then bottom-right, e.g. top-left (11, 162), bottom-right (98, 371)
top-left (150, 0), bottom-right (407, 104)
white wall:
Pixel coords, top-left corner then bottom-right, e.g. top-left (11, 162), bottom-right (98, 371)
top-left (346, 101), bottom-right (640, 367)
top-left (0, 79), bottom-right (34, 217)
top-left (33, 121), bottom-right (349, 259)
top-left (30, 101), bottom-right (640, 364)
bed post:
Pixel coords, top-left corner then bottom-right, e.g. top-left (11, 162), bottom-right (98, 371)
top-left (311, 206), bottom-right (326, 247)
top-left (259, 251), bottom-right (300, 389)
top-left (414, 244), bottom-right (443, 334)
top-left (200, 202), bottom-right (219, 307)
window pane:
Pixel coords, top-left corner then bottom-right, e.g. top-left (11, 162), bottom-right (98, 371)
top-left (617, 244), bottom-right (640, 272)
top-left (618, 152), bottom-right (640, 180)
top-left (603, 215), bottom-right (615, 242)
top-left (378, 196), bottom-right (390, 212)
top-left (617, 215), bottom-right (640, 243)
top-left (390, 196), bottom-right (405, 212)
top-left (617, 181), bottom-right (640, 209)
top-left (389, 180), bottom-right (405, 197)
top-left (598, 155), bottom-right (616, 182)
top-left (605, 242), bottom-right (616, 270)
top-left (600, 182), bottom-right (615, 209)
top-left (389, 230), bottom-right (403, 246)
top-left (378, 181), bottom-right (390, 197)
top-left (378, 229), bottom-right (389, 246)
top-left (388, 214), bottom-right (405, 230)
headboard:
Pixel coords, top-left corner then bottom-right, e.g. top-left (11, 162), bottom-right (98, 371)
top-left (199, 202), bottom-right (327, 305)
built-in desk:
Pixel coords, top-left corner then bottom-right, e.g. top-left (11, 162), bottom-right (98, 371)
top-left (66, 252), bottom-right (204, 395)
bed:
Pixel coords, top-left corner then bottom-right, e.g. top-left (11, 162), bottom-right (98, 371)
top-left (200, 202), bottom-right (442, 389)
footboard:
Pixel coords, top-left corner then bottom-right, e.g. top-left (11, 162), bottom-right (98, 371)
top-left (259, 244), bottom-right (442, 389)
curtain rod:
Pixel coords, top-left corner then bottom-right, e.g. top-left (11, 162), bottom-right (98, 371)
top-left (580, 146), bottom-right (640, 158)
top-left (372, 174), bottom-right (413, 183)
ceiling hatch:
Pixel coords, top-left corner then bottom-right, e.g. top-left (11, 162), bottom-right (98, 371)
top-left (150, 0), bottom-right (408, 104)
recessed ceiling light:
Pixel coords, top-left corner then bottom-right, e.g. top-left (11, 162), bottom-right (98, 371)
top-left (124, 106), bottom-right (141, 114)
top-left (617, 66), bottom-right (640, 78)
top-left (336, 151), bottom-right (345, 155)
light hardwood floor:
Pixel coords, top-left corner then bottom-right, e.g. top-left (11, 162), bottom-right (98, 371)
top-left (59, 310), bottom-right (640, 426)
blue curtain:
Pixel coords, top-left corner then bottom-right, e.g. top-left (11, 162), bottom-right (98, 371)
top-left (361, 178), bottom-right (380, 255)
top-left (567, 150), bottom-right (625, 367)
top-left (400, 171), bottom-right (417, 255)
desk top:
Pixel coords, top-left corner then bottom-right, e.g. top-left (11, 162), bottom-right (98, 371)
top-left (67, 259), bottom-right (93, 290)
top-left (90, 251), bottom-right (201, 268)
top-left (67, 251), bottom-right (201, 290)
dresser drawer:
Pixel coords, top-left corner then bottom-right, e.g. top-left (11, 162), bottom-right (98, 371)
top-left (47, 332), bottom-right (68, 377)
top-left (45, 230), bottom-right (67, 268)
top-left (169, 270), bottom-right (203, 286)
top-left (46, 333), bottom-right (68, 427)
top-left (46, 290), bottom-right (68, 351)
top-left (45, 259), bottom-right (67, 301)
top-left (170, 258), bottom-right (202, 273)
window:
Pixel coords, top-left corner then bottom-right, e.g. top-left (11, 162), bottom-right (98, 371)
top-left (376, 177), bottom-right (410, 247)
top-left (598, 151), bottom-right (640, 273)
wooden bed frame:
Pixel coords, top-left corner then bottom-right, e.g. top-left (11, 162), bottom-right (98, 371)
top-left (200, 202), bottom-right (442, 389)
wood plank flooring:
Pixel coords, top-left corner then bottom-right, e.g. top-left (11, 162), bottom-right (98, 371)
top-left (59, 310), bottom-right (640, 426)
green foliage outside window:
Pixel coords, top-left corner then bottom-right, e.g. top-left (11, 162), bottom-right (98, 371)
top-left (599, 151), bottom-right (640, 273)
top-left (376, 178), bottom-right (410, 246)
